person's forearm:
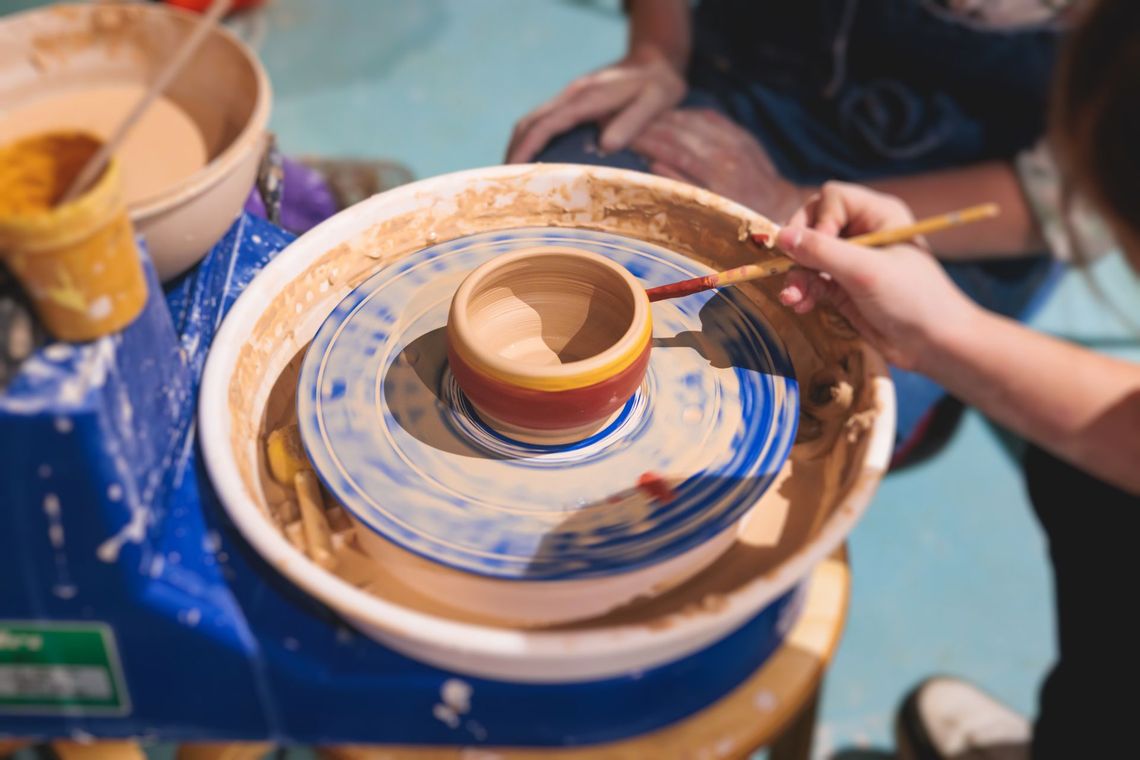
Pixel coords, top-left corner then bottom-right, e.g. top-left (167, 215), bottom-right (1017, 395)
top-left (865, 162), bottom-right (1045, 260)
top-left (627, 0), bottom-right (691, 71)
top-left (922, 306), bottom-right (1140, 494)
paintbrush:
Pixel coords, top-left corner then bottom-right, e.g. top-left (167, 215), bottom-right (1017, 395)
top-left (57, 0), bottom-right (234, 205)
top-left (645, 203), bottom-right (1000, 303)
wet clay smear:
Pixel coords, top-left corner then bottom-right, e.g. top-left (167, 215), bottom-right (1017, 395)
top-left (231, 167), bottom-right (886, 633)
top-left (0, 85), bottom-right (208, 205)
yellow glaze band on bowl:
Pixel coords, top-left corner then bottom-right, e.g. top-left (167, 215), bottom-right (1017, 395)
top-left (450, 313), bottom-right (652, 392)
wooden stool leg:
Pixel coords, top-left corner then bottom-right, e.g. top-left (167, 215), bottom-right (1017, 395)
top-left (768, 681), bottom-right (822, 760)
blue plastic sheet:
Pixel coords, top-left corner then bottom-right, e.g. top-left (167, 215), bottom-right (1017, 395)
top-left (1, 215), bottom-right (794, 745)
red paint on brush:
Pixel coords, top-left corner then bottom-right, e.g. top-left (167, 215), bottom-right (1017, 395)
top-left (637, 471), bottom-right (676, 503)
top-left (645, 275), bottom-right (716, 302)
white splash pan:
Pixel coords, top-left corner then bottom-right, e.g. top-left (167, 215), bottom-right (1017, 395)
top-left (198, 164), bottom-right (895, 682)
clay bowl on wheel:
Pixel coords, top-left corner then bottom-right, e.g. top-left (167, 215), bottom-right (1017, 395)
top-left (446, 247), bottom-right (652, 444)
top-left (0, 2), bottom-right (271, 281)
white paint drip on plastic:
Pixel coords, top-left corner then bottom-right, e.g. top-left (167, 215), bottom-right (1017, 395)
top-left (1, 338), bottom-right (115, 415)
top-left (202, 530), bottom-right (222, 553)
top-left (42, 493), bottom-right (76, 597)
top-left (43, 343), bottom-right (74, 362)
top-left (43, 494), bottom-right (63, 549)
top-left (465, 720), bottom-right (487, 742)
top-left (434, 678), bottom-right (473, 731)
top-left (69, 729), bottom-right (96, 744)
top-left (97, 447), bottom-right (163, 564)
top-left (87, 296), bottom-right (112, 320)
top-left (442, 679), bottom-right (472, 713)
top-left (52, 584), bottom-right (78, 599)
top-left (172, 419), bottom-right (197, 491)
top-left (96, 505), bottom-right (147, 564)
top-left (432, 704), bottom-right (460, 729)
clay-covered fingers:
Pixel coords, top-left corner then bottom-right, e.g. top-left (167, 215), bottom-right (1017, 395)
top-left (598, 78), bottom-right (684, 153)
top-left (507, 79), bottom-right (637, 163)
top-left (766, 182), bottom-right (974, 372)
top-left (778, 268), bottom-right (834, 314)
top-left (642, 108), bottom-right (755, 159)
top-left (506, 52), bottom-right (685, 164)
top-left (783, 193), bottom-right (820, 228)
top-left (630, 122), bottom-right (708, 185)
top-left (775, 226), bottom-right (881, 290)
top-left (631, 110), bottom-right (740, 187)
top-left (812, 181), bottom-right (915, 238)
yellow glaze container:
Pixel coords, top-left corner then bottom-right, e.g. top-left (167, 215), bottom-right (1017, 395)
top-left (0, 131), bottom-right (147, 342)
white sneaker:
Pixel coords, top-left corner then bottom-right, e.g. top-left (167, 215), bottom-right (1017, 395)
top-left (895, 676), bottom-right (1031, 760)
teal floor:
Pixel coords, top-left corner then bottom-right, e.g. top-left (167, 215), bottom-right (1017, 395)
top-left (251, 2), bottom-right (1140, 756)
top-left (7, 0), bottom-right (1138, 756)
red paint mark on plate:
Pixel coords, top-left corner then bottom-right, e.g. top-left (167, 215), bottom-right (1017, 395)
top-left (637, 471), bottom-right (676, 503)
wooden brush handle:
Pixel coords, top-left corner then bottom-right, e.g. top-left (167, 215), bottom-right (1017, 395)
top-left (645, 203), bottom-right (1001, 302)
top-left (58, 0), bottom-right (234, 204)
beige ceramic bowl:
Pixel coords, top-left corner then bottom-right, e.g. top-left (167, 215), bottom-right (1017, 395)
top-left (446, 247), bottom-right (654, 444)
top-left (0, 2), bottom-right (271, 281)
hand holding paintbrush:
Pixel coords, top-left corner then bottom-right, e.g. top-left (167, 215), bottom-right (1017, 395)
top-left (645, 203), bottom-right (999, 302)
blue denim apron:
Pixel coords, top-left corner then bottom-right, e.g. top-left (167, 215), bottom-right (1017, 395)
top-left (537, 0), bottom-right (1066, 453)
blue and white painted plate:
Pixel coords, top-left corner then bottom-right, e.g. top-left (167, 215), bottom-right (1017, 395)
top-left (297, 227), bottom-right (799, 581)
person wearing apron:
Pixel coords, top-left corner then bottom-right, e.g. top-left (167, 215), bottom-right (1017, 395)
top-left (758, 2), bottom-right (1137, 756)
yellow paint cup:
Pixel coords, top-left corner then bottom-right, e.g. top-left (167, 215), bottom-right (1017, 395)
top-left (0, 131), bottom-right (147, 342)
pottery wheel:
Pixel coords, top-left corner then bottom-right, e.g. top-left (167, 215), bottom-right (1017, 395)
top-left (297, 227), bottom-right (799, 581)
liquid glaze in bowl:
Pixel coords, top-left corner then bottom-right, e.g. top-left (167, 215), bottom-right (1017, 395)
top-left (446, 248), bottom-right (652, 443)
top-left (0, 3), bottom-right (271, 281)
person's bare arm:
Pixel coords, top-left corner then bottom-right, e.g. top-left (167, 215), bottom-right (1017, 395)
top-left (775, 181), bottom-right (1140, 494)
top-left (506, 0), bottom-right (690, 163)
top-left (930, 308), bottom-right (1140, 493)
top-left (626, 109), bottom-right (1047, 261)
top-left (627, 0), bottom-right (690, 71)
top-left (865, 162), bottom-right (1046, 260)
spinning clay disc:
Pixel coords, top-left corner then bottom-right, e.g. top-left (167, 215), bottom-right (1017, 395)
top-left (296, 227), bottom-right (799, 581)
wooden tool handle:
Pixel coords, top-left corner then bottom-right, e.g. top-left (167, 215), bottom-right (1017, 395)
top-left (645, 203), bottom-right (1001, 302)
top-left (844, 203), bottom-right (999, 248)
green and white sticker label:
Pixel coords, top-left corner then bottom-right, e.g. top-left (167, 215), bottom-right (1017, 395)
top-left (0, 621), bottom-right (130, 715)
